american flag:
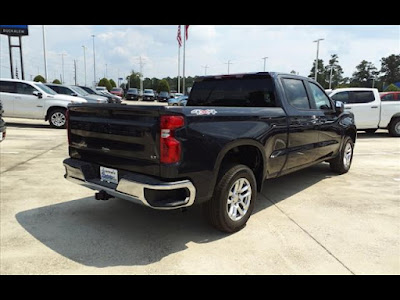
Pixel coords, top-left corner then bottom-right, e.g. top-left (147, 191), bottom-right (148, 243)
top-left (185, 25), bottom-right (189, 40)
top-left (177, 25), bottom-right (182, 47)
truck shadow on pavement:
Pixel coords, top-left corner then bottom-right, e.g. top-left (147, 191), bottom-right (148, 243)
top-left (16, 164), bottom-right (336, 268)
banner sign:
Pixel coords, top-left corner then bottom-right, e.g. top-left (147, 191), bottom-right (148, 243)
top-left (0, 25), bottom-right (29, 36)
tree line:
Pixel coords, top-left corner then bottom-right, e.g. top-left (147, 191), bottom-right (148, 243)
top-left (302, 53), bottom-right (400, 91)
top-left (32, 53), bottom-right (399, 92)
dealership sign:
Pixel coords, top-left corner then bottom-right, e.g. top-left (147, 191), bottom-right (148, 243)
top-left (0, 25), bottom-right (29, 36)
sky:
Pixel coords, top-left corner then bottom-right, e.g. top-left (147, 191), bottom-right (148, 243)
top-left (0, 25), bottom-right (399, 86)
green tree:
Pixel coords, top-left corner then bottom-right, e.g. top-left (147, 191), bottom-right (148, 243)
top-left (309, 59), bottom-right (327, 88)
top-left (52, 79), bottom-right (61, 84)
top-left (98, 78), bottom-right (112, 91)
top-left (324, 54), bottom-right (344, 89)
top-left (109, 79), bottom-right (116, 88)
top-left (384, 83), bottom-right (400, 91)
top-left (143, 77), bottom-right (153, 89)
top-left (157, 79), bottom-right (170, 93)
top-left (126, 70), bottom-right (141, 89)
top-left (351, 60), bottom-right (379, 87)
top-left (290, 70), bottom-right (297, 74)
top-left (379, 54), bottom-right (400, 85)
top-left (33, 75), bottom-right (46, 83)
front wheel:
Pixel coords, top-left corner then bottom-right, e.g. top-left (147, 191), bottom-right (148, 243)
top-left (203, 164), bottom-right (257, 233)
top-left (48, 108), bottom-right (67, 129)
top-left (329, 136), bottom-right (354, 174)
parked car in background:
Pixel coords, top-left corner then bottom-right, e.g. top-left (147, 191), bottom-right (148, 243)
top-left (95, 86), bottom-right (108, 92)
top-left (380, 91), bottom-right (400, 101)
top-left (0, 78), bottom-right (88, 128)
top-left (110, 87), bottom-right (124, 98)
top-left (168, 95), bottom-right (188, 106)
top-left (142, 89), bottom-right (156, 101)
top-left (78, 86), bottom-right (121, 104)
top-left (0, 99), bottom-right (6, 142)
top-left (329, 88), bottom-right (400, 136)
top-left (126, 88), bottom-right (140, 100)
top-left (157, 91), bottom-right (170, 102)
top-left (45, 84), bottom-right (108, 104)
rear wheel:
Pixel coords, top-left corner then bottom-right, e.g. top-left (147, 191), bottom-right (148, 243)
top-left (388, 118), bottom-right (400, 137)
top-left (330, 136), bottom-right (354, 174)
top-left (203, 164), bottom-right (257, 233)
top-left (48, 108), bottom-right (67, 129)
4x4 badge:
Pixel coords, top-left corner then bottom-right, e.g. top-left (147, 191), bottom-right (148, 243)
top-left (190, 109), bottom-right (217, 116)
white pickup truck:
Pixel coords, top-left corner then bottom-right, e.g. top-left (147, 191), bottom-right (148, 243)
top-left (329, 88), bottom-right (400, 136)
top-left (0, 78), bottom-right (88, 128)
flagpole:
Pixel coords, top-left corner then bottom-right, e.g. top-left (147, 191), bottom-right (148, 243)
top-left (177, 39), bottom-right (181, 94)
top-left (182, 25), bottom-right (186, 95)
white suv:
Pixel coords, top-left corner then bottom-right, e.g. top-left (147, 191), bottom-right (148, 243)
top-left (0, 78), bottom-right (88, 128)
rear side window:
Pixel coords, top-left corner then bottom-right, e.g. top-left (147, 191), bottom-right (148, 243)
top-left (331, 92), bottom-right (350, 103)
top-left (349, 91), bottom-right (375, 103)
top-left (0, 81), bottom-right (16, 93)
top-left (188, 77), bottom-right (276, 107)
top-left (282, 78), bottom-right (310, 109)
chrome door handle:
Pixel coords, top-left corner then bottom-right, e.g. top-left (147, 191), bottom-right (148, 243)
top-left (371, 106), bottom-right (378, 108)
top-left (36, 105), bottom-right (43, 107)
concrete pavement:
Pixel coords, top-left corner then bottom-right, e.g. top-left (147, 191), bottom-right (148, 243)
top-left (1, 118), bottom-right (399, 274)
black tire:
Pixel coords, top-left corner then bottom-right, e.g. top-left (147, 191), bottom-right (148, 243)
top-left (388, 118), bottom-right (400, 137)
top-left (48, 108), bottom-right (67, 129)
top-left (330, 136), bottom-right (354, 174)
top-left (364, 129), bottom-right (376, 134)
top-left (203, 164), bottom-right (257, 233)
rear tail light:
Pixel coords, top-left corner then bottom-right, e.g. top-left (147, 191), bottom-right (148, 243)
top-left (160, 115), bottom-right (184, 163)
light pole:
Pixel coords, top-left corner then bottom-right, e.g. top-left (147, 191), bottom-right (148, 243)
top-left (225, 60), bottom-right (233, 74)
top-left (60, 53), bottom-right (66, 84)
top-left (329, 65), bottom-right (337, 89)
top-left (202, 65), bottom-right (209, 75)
top-left (262, 57), bottom-right (268, 72)
top-left (313, 38), bottom-right (324, 81)
top-left (92, 35), bottom-right (96, 87)
top-left (42, 25), bottom-right (48, 81)
top-left (82, 45), bottom-right (87, 86)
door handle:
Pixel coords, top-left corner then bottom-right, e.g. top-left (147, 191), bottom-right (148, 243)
top-left (345, 107), bottom-right (351, 110)
top-left (371, 106), bottom-right (378, 108)
top-left (36, 105), bottom-right (43, 108)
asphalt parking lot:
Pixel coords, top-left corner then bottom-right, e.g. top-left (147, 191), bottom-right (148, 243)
top-left (1, 116), bottom-right (399, 275)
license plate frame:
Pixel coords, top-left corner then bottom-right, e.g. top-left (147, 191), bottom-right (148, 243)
top-left (100, 166), bottom-right (119, 185)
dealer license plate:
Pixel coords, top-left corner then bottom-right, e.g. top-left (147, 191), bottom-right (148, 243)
top-left (100, 166), bottom-right (118, 184)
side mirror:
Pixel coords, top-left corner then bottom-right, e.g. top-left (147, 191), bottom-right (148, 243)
top-left (71, 92), bottom-right (78, 97)
top-left (33, 91), bottom-right (43, 99)
top-left (335, 101), bottom-right (344, 115)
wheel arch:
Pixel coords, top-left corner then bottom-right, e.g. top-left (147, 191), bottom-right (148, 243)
top-left (213, 139), bottom-right (266, 193)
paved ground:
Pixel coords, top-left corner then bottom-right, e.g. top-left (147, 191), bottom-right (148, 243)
top-left (1, 117), bottom-right (399, 274)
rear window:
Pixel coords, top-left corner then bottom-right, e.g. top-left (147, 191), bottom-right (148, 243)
top-left (188, 76), bottom-right (276, 107)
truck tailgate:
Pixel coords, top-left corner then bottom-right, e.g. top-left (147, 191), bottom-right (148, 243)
top-left (68, 104), bottom-right (161, 177)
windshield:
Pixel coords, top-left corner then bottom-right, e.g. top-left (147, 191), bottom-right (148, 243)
top-left (160, 91), bottom-right (169, 96)
top-left (144, 90), bottom-right (154, 94)
top-left (188, 76), bottom-right (276, 107)
top-left (128, 88), bottom-right (138, 92)
top-left (69, 86), bottom-right (88, 96)
top-left (35, 83), bottom-right (57, 95)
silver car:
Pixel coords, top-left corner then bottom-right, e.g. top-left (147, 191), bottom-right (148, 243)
top-left (45, 84), bottom-right (108, 103)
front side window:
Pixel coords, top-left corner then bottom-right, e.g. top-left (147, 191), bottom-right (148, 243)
top-left (16, 82), bottom-right (37, 95)
top-left (0, 81), bottom-right (16, 93)
top-left (331, 92), bottom-right (350, 104)
top-left (282, 78), bottom-right (309, 109)
top-left (350, 91), bottom-right (375, 103)
top-left (308, 82), bottom-right (332, 110)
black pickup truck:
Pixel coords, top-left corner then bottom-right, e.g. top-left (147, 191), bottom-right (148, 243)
top-left (63, 72), bottom-right (356, 232)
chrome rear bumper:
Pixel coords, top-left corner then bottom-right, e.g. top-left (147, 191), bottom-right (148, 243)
top-left (63, 158), bottom-right (196, 210)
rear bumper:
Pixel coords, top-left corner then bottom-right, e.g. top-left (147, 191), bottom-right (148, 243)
top-left (63, 158), bottom-right (196, 210)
